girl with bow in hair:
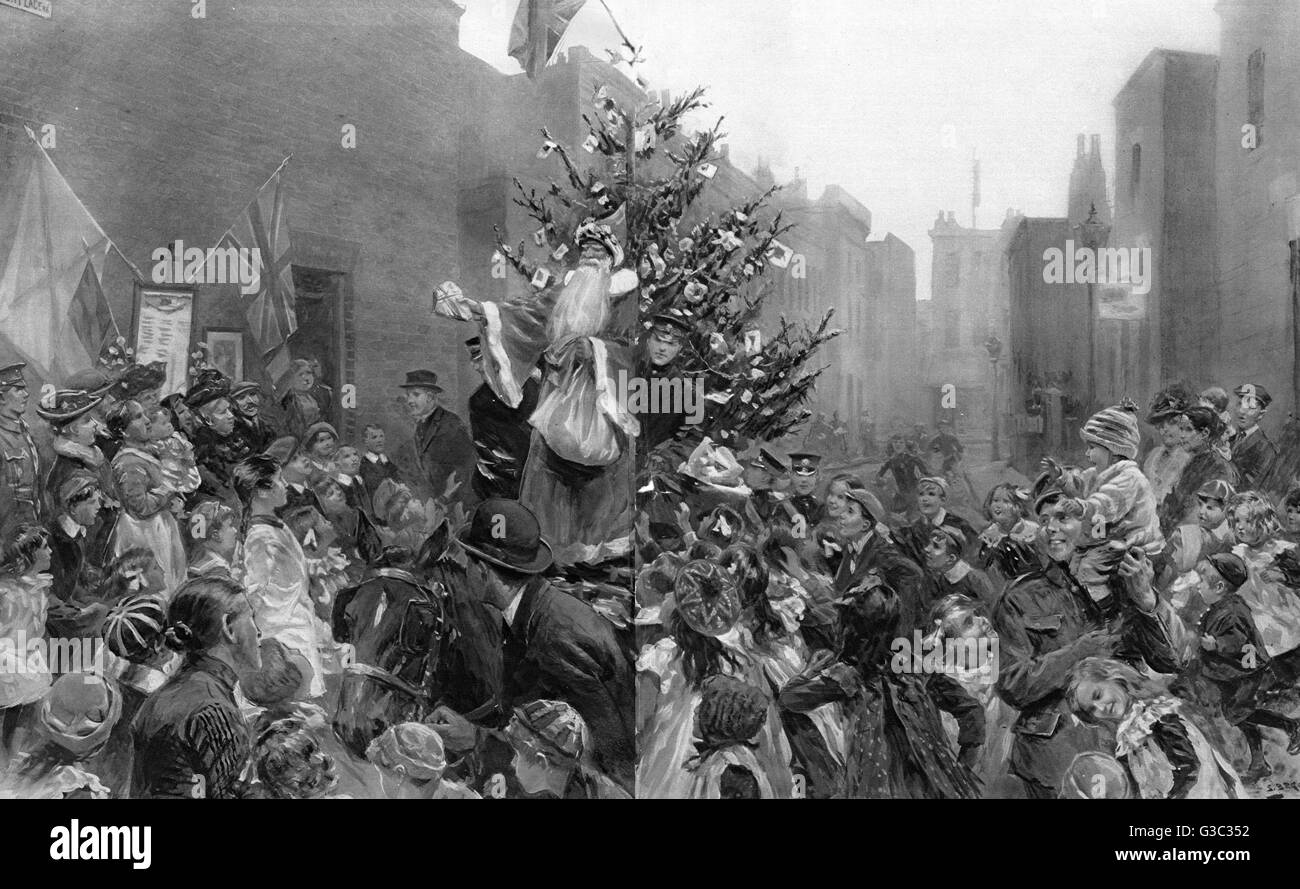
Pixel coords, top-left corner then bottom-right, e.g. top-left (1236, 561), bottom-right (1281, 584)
top-left (0, 525), bottom-right (54, 761)
top-left (686, 676), bottom-right (774, 799)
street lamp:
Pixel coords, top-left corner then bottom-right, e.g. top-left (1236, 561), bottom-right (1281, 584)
top-left (984, 333), bottom-right (1002, 462)
top-left (1074, 202), bottom-right (1110, 412)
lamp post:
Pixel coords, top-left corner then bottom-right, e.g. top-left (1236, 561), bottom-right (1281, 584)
top-left (1074, 202), bottom-right (1110, 412)
top-left (984, 334), bottom-right (1002, 463)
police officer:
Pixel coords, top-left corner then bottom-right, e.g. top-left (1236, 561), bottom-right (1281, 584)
top-left (787, 452), bottom-right (824, 525)
top-left (0, 362), bottom-right (42, 532)
top-left (744, 447), bottom-right (792, 523)
top-left (634, 311), bottom-right (695, 456)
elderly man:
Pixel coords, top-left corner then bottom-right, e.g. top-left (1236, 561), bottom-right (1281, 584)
top-left (0, 362), bottom-right (42, 532)
top-left (400, 369), bottom-right (475, 506)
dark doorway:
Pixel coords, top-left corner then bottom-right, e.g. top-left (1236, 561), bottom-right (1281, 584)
top-left (289, 266), bottom-right (345, 429)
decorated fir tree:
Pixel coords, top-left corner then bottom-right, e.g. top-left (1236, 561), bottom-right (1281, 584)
top-left (494, 75), bottom-right (841, 469)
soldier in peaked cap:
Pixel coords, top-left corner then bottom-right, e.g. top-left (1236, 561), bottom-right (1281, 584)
top-left (787, 452), bottom-right (824, 525)
top-left (0, 362), bottom-right (42, 532)
top-left (633, 312), bottom-right (696, 458)
top-left (229, 380), bottom-right (277, 455)
top-left (743, 446), bottom-right (791, 523)
top-left (1229, 383), bottom-right (1277, 490)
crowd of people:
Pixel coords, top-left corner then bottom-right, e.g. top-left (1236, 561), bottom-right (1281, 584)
top-left (633, 379), bottom-right (1300, 798)
top-left (8, 336), bottom-right (1300, 799)
top-left (0, 352), bottom-right (633, 799)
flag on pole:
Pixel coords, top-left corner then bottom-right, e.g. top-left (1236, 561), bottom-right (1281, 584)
top-left (219, 164), bottom-right (297, 393)
top-left (0, 137), bottom-right (122, 382)
top-left (509, 0), bottom-right (588, 79)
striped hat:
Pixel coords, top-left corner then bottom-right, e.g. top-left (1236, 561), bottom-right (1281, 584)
top-left (1080, 403), bottom-right (1141, 460)
top-left (102, 593), bottom-right (168, 662)
top-left (508, 699), bottom-right (589, 764)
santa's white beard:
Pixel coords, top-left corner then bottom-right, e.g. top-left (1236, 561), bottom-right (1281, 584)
top-left (547, 258), bottom-right (610, 345)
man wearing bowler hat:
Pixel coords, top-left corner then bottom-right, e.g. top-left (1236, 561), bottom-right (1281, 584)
top-left (0, 362), bottom-right (42, 532)
top-left (465, 339), bottom-right (539, 501)
top-left (426, 498), bottom-right (634, 792)
top-left (401, 369), bottom-right (476, 507)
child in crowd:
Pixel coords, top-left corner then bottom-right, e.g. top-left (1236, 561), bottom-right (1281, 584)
top-left (365, 722), bottom-right (480, 799)
top-left (148, 404), bottom-right (200, 497)
top-left (1190, 553), bottom-right (1300, 782)
top-left (1281, 487), bottom-right (1300, 547)
top-left (1161, 479), bottom-right (1236, 624)
top-left (187, 500), bottom-right (241, 578)
top-left (505, 699), bottom-right (631, 799)
top-left (359, 424), bottom-right (400, 495)
top-left (1051, 401), bottom-right (1164, 600)
top-left (248, 718), bottom-right (340, 800)
top-left (1068, 656), bottom-right (1246, 799)
top-left (922, 527), bottom-right (996, 609)
top-left (1227, 491), bottom-right (1300, 657)
top-left (977, 482), bottom-right (1041, 586)
top-left (685, 675), bottom-right (773, 799)
top-left (334, 446), bottom-right (371, 516)
top-left (0, 673), bottom-right (122, 799)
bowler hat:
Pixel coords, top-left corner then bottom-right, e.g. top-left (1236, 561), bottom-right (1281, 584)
top-left (399, 370), bottom-right (443, 393)
top-left (456, 498), bottom-right (553, 575)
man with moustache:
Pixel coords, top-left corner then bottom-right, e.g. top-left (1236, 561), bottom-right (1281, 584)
top-left (229, 380), bottom-right (277, 455)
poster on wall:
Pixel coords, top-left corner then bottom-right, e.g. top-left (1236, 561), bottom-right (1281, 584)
top-left (131, 284), bottom-right (195, 397)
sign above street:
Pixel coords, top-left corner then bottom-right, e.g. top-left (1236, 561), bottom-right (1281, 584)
top-left (1, 0), bottom-right (51, 18)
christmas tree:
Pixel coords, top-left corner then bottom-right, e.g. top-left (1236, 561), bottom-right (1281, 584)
top-left (495, 64), bottom-right (841, 466)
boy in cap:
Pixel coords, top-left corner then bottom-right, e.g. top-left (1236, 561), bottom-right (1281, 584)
top-left (1047, 401), bottom-right (1164, 600)
top-left (1191, 552), bottom-right (1300, 781)
top-left (1161, 478), bottom-right (1236, 623)
top-left (634, 312), bottom-right (694, 454)
top-left (45, 474), bottom-right (109, 638)
top-left (1229, 383), bottom-right (1277, 490)
top-left (505, 699), bottom-right (630, 799)
top-left (229, 380), bottom-right (277, 455)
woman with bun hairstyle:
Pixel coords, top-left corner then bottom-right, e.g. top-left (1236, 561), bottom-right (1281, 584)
top-left (130, 574), bottom-right (261, 799)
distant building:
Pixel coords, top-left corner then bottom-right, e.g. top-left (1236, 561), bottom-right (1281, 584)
top-left (923, 210), bottom-right (1018, 446)
top-left (1213, 0), bottom-right (1299, 416)
top-left (1108, 53), bottom-right (1218, 405)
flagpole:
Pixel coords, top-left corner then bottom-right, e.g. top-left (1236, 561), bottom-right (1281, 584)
top-left (595, 0), bottom-right (638, 59)
top-left (186, 154), bottom-right (293, 284)
top-left (22, 126), bottom-right (146, 284)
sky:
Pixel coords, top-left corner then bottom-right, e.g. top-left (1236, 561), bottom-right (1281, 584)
top-left (458, 0), bottom-right (1220, 300)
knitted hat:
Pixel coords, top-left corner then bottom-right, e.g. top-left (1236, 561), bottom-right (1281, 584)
top-left (102, 593), bottom-right (168, 662)
top-left (1080, 402), bottom-right (1141, 460)
top-left (507, 699), bottom-right (588, 764)
top-left (366, 722), bottom-right (446, 781)
top-left (674, 560), bottom-right (742, 637)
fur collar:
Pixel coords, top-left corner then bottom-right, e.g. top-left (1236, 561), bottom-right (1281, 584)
top-left (52, 436), bottom-right (104, 468)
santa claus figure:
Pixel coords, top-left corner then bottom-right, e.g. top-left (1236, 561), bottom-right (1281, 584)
top-left (433, 219), bottom-right (640, 564)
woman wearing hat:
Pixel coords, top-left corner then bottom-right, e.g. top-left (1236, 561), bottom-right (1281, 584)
top-left (105, 400), bottom-right (187, 596)
top-left (1142, 383), bottom-right (1197, 507)
top-left (636, 560), bottom-right (793, 799)
top-left (131, 574), bottom-right (260, 799)
top-left (0, 673), bottom-right (122, 799)
top-left (39, 389), bottom-right (112, 519)
top-left (1158, 406), bottom-right (1237, 537)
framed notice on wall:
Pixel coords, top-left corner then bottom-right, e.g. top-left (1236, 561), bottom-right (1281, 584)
top-left (131, 284), bottom-right (195, 397)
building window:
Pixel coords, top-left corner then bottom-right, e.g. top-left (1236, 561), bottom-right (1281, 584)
top-left (1248, 48), bottom-right (1265, 148)
top-left (944, 253), bottom-right (961, 287)
top-left (1130, 143), bottom-right (1141, 201)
